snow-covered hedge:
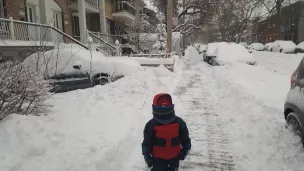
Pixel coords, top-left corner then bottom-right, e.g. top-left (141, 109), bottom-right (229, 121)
top-left (0, 61), bottom-right (51, 120)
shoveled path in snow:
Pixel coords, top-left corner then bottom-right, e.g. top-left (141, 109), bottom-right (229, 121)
top-left (172, 49), bottom-right (235, 170)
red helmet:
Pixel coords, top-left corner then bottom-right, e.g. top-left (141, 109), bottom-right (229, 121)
top-left (153, 93), bottom-right (173, 106)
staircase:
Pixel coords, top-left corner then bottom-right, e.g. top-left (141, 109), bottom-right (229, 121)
top-left (0, 18), bottom-right (117, 60)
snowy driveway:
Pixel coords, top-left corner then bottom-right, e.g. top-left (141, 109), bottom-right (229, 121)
top-left (1, 48), bottom-right (304, 171)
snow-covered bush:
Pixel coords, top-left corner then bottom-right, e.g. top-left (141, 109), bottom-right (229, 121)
top-left (0, 61), bottom-right (51, 120)
top-left (153, 24), bottom-right (167, 53)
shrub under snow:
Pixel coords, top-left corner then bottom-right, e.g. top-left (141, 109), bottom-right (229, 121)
top-left (0, 61), bottom-right (51, 120)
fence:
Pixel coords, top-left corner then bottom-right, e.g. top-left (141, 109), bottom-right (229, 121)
top-left (0, 17), bottom-right (88, 50)
top-left (90, 31), bottom-right (124, 46)
top-left (88, 31), bottom-right (117, 56)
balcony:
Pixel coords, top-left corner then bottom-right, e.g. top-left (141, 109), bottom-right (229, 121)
top-left (69, 0), bottom-right (99, 13)
top-left (112, 1), bottom-right (136, 22)
top-left (140, 14), bottom-right (150, 25)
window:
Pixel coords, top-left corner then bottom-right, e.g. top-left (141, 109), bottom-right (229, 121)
top-left (288, 17), bottom-right (292, 26)
top-left (72, 13), bottom-right (80, 37)
top-left (26, 4), bottom-right (36, 23)
top-left (53, 11), bottom-right (62, 30)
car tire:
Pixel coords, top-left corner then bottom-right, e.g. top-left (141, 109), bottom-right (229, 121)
top-left (270, 48), bottom-right (273, 52)
top-left (287, 113), bottom-right (304, 146)
top-left (280, 49), bottom-right (283, 53)
top-left (94, 75), bottom-right (110, 86)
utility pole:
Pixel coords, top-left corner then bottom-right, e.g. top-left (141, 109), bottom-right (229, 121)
top-left (135, 0), bottom-right (140, 53)
top-left (167, 0), bottom-right (173, 54)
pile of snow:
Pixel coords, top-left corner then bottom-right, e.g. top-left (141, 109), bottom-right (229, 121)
top-left (198, 44), bottom-right (207, 53)
top-left (130, 57), bottom-right (174, 65)
top-left (214, 44), bottom-right (256, 65)
top-left (250, 43), bottom-right (265, 51)
top-left (0, 59), bottom-right (180, 171)
top-left (239, 42), bottom-right (248, 48)
top-left (206, 42), bottom-right (227, 56)
top-left (152, 65), bottom-right (174, 77)
top-left (23, 48), bottom-right (141, 78)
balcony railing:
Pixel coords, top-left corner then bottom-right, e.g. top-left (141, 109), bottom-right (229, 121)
top-left (114, 1), bottom-right (136, 16)
top-left (70, 0), bottom-right (99, 10)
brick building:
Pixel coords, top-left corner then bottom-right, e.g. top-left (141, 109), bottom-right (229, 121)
top-left (256, 1), bottom-right (304, 44)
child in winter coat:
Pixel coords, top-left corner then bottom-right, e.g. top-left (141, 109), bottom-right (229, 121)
top-left (142, 93), bottom-right (191, 171)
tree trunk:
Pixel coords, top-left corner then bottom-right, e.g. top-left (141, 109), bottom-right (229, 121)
top-left (276, 0), bottom-right (283, 40)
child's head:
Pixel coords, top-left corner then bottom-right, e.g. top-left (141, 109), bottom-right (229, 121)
top-left (152, 93), bottom-right (175, 124)
top-left (153, 93), bottom-right (173, 107)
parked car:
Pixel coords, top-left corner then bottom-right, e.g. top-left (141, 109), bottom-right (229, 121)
top-left (284, 57), bottom-right (304, 146)
top-left (249, 43), bottom-right (265, 51)
top-left (203, 42), bottom-right (227, 64)
top-left (213, 44), bottom-right (257, 66)
top-left (295, 42), bottom-right (304, 53)
top-left (264, 42), bottom-right (273, 51)
top-left (271, 40), bottom-right (296, 53)
top-left (23, 48), bottom-right (141, 93)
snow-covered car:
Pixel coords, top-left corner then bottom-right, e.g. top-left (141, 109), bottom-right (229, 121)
top-left (213, 44), bottom-right (257, 66)
top-left (239, 42), bottom-right (248, 49)
top-left (264, 42), bottom-right (273, 51)
top-left (23, 48), bottom-right (141, 92)
top-left (271, 40), bottom-right (296, 53)
top-left (249, 43), bottom-right (265, 51)
top-left (203, 42), bottom-right (227, 64)
top-left (295, 42), bottom-right (304, 53)
top-left (284, 57), bottom-right (304, 146)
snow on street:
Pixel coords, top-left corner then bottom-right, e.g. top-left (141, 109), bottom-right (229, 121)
top-left (1, 47), bottom-right (304, 171)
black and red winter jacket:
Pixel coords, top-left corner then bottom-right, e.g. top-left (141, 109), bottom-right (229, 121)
top-left (142, 116), bottom-right (191, 160)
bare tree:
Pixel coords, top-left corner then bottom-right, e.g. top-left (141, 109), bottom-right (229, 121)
top-left (261, 0), bottom-right (300, 38)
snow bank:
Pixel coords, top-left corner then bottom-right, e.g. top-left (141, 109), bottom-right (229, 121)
top-left (215, 44), bottom-right (256, 65)
top-left (0, 61), bottom-right (179, 171)
top-left (215, 63), bottom-right (289, 109)
top-left (24, 48), bottom-right (141, 77)
top-left (206, 42), bottom-right (227, 56)
top-left (130, 57), bottom-right (174, 65)
top-left (152, 65), bottom-right (174, 77)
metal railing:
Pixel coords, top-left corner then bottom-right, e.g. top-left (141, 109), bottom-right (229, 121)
top-left (0, 17), bottom-right (88, 50)
top-left (90, 31), bottom-right (124, 46)
top-left (114, 1), bottom-right (136, 16)
top-left (88, 31), bottom-right (117, 56)
top-left (70, 0), bottom-right (99, 10)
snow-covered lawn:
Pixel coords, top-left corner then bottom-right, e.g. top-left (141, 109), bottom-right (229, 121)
top-left (1, 47), bottom-right (304, 171)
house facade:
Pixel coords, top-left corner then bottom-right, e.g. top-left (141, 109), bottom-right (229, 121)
top-left (255, 1), bottom-right (304, 44)
top-left (1, 0), bottom-right (156, 47)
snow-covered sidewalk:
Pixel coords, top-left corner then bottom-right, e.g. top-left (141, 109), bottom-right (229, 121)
top-left (1, 47), bottom-right (304, 171)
